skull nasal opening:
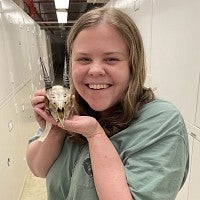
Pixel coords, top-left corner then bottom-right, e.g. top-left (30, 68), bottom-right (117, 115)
top-left (57, 108), bottom-right (64, 113)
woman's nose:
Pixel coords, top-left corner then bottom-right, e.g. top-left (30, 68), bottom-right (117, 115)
top-left (88, 63), bottom-right (105, 77)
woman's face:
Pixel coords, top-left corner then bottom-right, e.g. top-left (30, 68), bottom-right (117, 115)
top-left (71, 22), bottom-right (130, 112)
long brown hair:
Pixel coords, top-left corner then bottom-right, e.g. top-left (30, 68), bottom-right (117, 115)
top-left (66, 7), bottom-right (154, 141)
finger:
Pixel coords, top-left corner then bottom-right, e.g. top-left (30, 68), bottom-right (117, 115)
top-left (34, 107), bottom-right (58, 125)
top-left (70, 94), bottom-right (75, 101)
top-left (31, 96), bottom-right (45, 106)
top-left (60, 116), bottom-right (81, 132)
top-left (35, 102), bottom-right (45, 109)
top-left (34, 88), bottom-right (46, 96)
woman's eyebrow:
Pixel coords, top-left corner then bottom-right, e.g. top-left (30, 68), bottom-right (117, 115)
top-left (104, 52), bottom-right (128, 57)
top-left (73, 51), bottom-right (127, 57)
top-left (73, 52), bottom-right (89, 56)
top-left (105, 51), bottom-right (123, 54)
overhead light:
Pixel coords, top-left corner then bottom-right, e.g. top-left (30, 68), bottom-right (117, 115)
top-left (56, 10), bottom-right (68, 23)
top-left (54, 0), bottom-right (69, 9)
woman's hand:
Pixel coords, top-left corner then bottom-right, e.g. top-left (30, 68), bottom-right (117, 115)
top-left (59, 115), bottom-right (104, 139)
top-left (31, 89), bottom-right (58, 130)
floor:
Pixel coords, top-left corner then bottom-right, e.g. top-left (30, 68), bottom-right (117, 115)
top-left (20, 170), bottom-right (47, 200)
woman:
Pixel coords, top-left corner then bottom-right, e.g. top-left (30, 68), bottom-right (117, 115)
top-left (27, 7), bottom-right (189, 200)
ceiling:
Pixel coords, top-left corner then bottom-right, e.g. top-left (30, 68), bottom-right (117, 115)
top-left (21, 0), bottom-right (109, 82)
top-left (23, 0), bottom-right (109, 43)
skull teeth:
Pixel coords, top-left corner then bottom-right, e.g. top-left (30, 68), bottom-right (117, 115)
top-left (88, 84), bottom-right (110, 90)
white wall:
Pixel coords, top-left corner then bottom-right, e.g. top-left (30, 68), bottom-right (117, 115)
top-left (106, 0), bottom-right (200, 199)
top-left (0, 0), bottom-right (51, 199)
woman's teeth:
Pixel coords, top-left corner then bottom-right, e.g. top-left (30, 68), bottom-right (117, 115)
top-left (88, 84), bottom-right (110, 90)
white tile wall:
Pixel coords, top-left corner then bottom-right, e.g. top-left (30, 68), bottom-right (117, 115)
top-left (150, 0), bottom-right (200, 125)
top-left (0, 0), bottom-right (52, 199)
top-left (0, 16), bottom-right (13, 103)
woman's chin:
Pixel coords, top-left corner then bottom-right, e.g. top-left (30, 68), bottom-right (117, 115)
top-left (88, 103), bottom-right (110, 112)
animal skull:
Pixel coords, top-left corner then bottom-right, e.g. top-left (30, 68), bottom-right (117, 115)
top-left (40, 57), bottom-right (74, 126)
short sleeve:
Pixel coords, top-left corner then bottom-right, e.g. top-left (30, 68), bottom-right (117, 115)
top-left (125, 134), bottom-right (188, 200)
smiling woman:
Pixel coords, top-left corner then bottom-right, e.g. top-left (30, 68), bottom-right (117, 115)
top-left (71, 23), bottom-right (130, 112)
top-left (27, 7), bottom-right (189, 200)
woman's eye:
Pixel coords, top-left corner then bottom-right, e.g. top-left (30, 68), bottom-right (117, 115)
top-left (77, 57), bottom-right (91, 64)
top-left (104, 57), bottom-right (120, 64)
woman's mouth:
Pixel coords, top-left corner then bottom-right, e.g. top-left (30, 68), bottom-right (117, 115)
top-left (87, 84), bottom-right (111, 90)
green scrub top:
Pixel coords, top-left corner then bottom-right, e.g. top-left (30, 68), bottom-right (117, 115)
top-left (32, 99), bottom-right (189, 200)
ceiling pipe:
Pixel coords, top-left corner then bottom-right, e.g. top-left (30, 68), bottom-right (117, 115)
top-left (24, 0), bottom-right (54, 34)
top-left (24, 0), bottom-right (36, 17)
